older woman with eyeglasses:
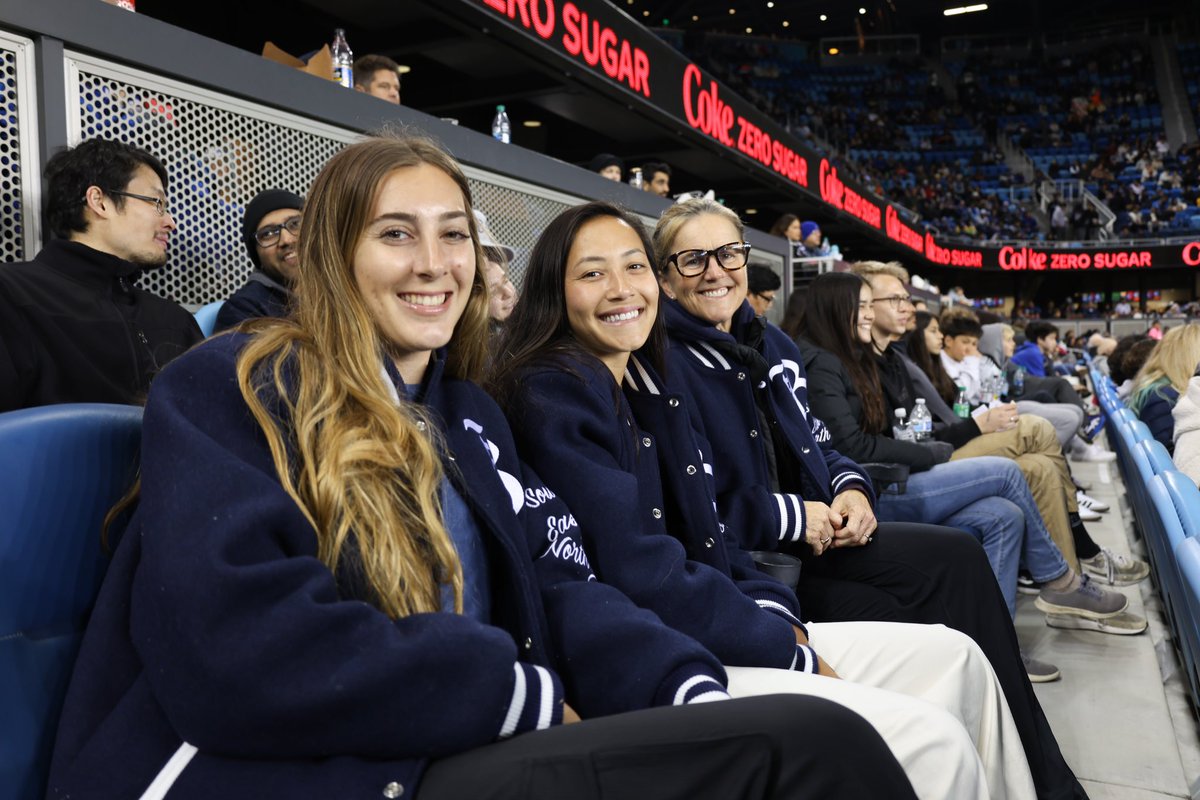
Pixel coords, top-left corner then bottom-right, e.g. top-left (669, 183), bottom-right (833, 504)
top-left (655, 198), bottom-right (1089, 800)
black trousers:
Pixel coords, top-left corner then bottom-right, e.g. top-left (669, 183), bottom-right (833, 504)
top-left (790, 523), bottom-right (1089, 800)
top-left (417, 695), bottom-right (916, 800)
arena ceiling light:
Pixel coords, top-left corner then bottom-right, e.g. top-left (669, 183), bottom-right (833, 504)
top-left (943, 3), bottom-right (988, 15)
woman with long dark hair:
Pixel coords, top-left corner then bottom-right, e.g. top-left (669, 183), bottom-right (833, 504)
top-left (655, 198), bottom-right (1091, 800)
top-left (45, 136), bottom-right (917, 800)
top-left (490, 200), bottom-right (1034, 799)
top-left (905, 310), bottom-right (957, 406)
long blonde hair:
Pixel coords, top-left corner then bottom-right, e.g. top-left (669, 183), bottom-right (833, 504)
top-left (236, 134), bottom-right (490, 618)
top-left (1130, 323), bottom-right (1200, 415)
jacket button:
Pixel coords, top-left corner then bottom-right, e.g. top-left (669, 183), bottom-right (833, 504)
top-left (668, 398), bottom-right (680, 407)
top-left (704, 537), bottom-right (715, 548)
top-left (524, 637), bottom-right (533, 651)
top-left (737, 372), bottom-right (746, 381)
top-left (642, 436), bottom-right (652, 448)
top-left (749, 429), bottom-right (759, 438)
top-left (686, 465), bottom-right (697, 475)
top-left (383, 782), bottom-right (404, 798)
top-left (652, 508), bottom-right (663, 519)
top-left (800, 446), bottom-right (811, 454)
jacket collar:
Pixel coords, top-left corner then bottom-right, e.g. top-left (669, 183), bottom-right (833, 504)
top-left (381, 347), bottom-right (448, 405)
top-left (246, 269), bottom-right (291, 294)
top-left (35, 239), bottom-right (145, 293)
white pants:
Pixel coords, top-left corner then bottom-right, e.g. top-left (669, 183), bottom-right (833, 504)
top-left (726, 621), bottom-right (1036, 800)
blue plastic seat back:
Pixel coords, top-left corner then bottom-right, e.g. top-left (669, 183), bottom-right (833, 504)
top-left (0, 404), bottom-right (142, 800)
top-left (1147, 474), bottom-right (1188, 625)
top-left (193, 300), bottom-right (225, 337)
top-left (1163, 469), bottom-right (1200, 538)
top-left (1173, 536), bottom-right (1200, 710)
top-left (1139, 439), bottom-right (1176, 475)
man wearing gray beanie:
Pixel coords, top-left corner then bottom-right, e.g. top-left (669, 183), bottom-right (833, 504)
top-left (215, 188), bottom-right (303, 331)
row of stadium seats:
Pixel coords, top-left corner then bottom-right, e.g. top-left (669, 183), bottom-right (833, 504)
top-left (1091, 360), bottom-right (1200, 716)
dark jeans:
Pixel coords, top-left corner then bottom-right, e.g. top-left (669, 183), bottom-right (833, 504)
top-left (790, 523), bottom-right (1089, 800)
top-left (416, 695), bottom-right (916, 800)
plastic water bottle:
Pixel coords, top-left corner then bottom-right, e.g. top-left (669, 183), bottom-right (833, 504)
top-left (893, 408), bottom-right (915, 442)
top-left (331, 28), bottom-right (353, 89)
top-left (953, 386), bottom-right (971, 419)
top-left (491, 105), bottom-right (511, 144)
top-left (910, 399), bottom-right (933, 441)
top-left (629, 167), bottom-right (644, 190)
top-left (1012, 366), bottom-right (1025, 398)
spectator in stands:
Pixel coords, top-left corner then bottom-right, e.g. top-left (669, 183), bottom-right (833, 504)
top-left (1148, 320), bottom-right (1164, 340)
top-left (854, 262), bottom-right (1139, 588)
top-left (1118, 338), bottom-right (1159, 399)
top-left (0, 138), bottom-right (202, 411)
top-left (1011, 320), bottom-right (1059, 376)
top-left (652, 198), bottom-right (1104, 797)
top-left (1113, 298), bottom-right (1133, 317)
top-left (790, 271), bottom-right (1140, 679)
top-left (490, 200), bottom-right (1033, 799)
top-left (975, 322), bottom-right (1111, 461)
top-left (215, 189), bottom-right (303, 331)
top-left (474, 210), bottom-right (517, 326)
top-left (1170, 365), bottom-right (1200, 483)
top-left (769, 213), bottom-right (801, 241)
top-left (1130, 324), bottom-right (1200, 453)
top-left (746, 265), bottom-right (780, 317)
top-left (353, 54), bottom-right (402, 104)
top-left (46, 133), bottom-right (918, 800)
top-left (642, 161), bottom-right (672, 197)
top-left (587, 152), bottom-right (623, 182)
top-left (799, 221), bottom-right (831, 257)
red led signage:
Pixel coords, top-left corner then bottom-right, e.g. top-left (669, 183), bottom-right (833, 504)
top-left (468, 0), bottom-right (1200, 271)
top-left (819, 160), bottom-right (880, 227)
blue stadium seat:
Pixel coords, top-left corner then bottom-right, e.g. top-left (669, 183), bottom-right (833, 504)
top-left (0, 404), bottom-right (142, 800)
top-left (1174, 535), bottom-right (1200, 712)
top-left (193, 300), bottom-right (225, 337)
top-left (1139, 439), bottom-right (1176, 475)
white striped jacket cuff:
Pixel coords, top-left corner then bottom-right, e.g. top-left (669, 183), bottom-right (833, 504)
top-left (673, 674), bottom-right (731, 705)
top-left (830, 470), bottom-right (872, 500)
top-left (499, 662), bottom-right (562, 739)
top-left (772, 493), bottom-right (807, 543)
top-left (755, 598), bottom-right (804, 630)
top-left (791, 644), bottom-right (820, 674)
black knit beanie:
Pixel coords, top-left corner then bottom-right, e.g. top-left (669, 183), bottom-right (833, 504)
top-left (242, 189), bottom-right (304, 268)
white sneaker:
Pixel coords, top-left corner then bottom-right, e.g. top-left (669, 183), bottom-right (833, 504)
top-left (1070, 441), bottom-right (1117, 463)
top-left (1075, 490), bottom-right (1110, 513)
top-left (1076, 504), bottom-right (1102, 521)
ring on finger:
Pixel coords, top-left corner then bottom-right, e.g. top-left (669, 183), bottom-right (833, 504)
top-left (820, 536), bottom-right (832, 546)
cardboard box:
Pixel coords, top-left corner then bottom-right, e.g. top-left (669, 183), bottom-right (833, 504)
top-left (261, 42), bottom-right (335, 82)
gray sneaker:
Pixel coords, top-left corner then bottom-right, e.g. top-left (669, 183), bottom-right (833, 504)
top-left (1044, 610), bottom-right (1148, 636)
top-left (1081, 548), bottom-right (1150, 587)
top-left (1034, 573), bottom-right (1128, 619)
top-left (1021, 651), bottom-right (1061, 683)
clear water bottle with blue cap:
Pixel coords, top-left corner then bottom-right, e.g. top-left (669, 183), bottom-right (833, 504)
top-left (492, 105), bottom-right (511, 144)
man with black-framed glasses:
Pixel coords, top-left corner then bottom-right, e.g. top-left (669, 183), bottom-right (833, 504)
top-left (0, 138), bottom-right (202, 411)
top-left (747, 265), bottom-right (781, 318)
top-left (216, 189), bottom-right (304, 331)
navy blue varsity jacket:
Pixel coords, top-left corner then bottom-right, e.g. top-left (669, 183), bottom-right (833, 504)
top-left (47, 333), bottom-right (727, 800)
top-left (503, 352), bottom-right (819, 673)
top-left (662, 300), bottom-right (874, 554)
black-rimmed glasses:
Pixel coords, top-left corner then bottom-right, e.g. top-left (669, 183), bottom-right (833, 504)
top-left (107, 190), bottom-right (169, 216)
top-left (254, 216), bottom-right (302, 247)
top-left (872, 294), bottom-right (913, 309)
top-left (667, 241), bottom-right (752, 277)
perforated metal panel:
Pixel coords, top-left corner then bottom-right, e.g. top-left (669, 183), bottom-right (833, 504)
top-left (68, 54), bottom-right (356, 306)
top-left (465, 172), bottom-right (584, 290)
top-left (0, 30), bottom-right (39, 264)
